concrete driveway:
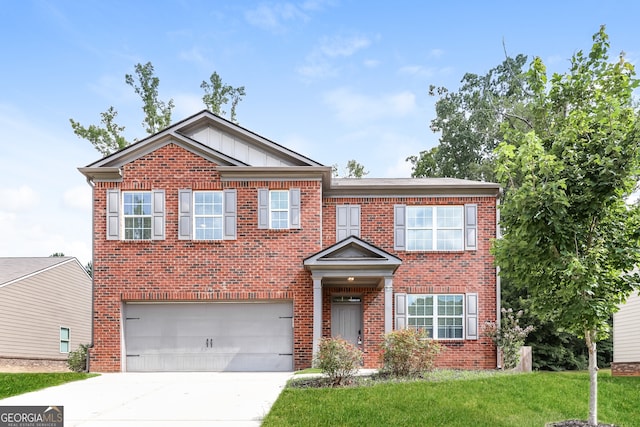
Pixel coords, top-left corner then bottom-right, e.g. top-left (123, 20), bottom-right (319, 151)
top-left (0, 371), bottom-right (293, 426)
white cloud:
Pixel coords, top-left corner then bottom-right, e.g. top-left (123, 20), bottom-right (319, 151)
top-left (179, 47), bottom-right (207, 65)
top-left (363, 59), bottom-right (380, 68)
top-left (245, 3), bottom-right (308, 32)
top-left (63, 185), bottom-right (92, 211)
top-left (173, 93), bottom-right (206, 118)
top-left (323, 87), bottom-right (416, 124)
top-left (297, 34), bottom-right (373, 80)
top-left (0, 185), bottom-right (39, 212)
top-left (429, 48), bottom-right (445, 59)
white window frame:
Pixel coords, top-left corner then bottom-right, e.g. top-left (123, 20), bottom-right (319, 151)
top-left (60, 327), bottom-right (70, 353)
top-left (122, 191), bottom-right (152, 240)
top-left (193, 191), bottom-right (224, 240)
top-left (407, 294), bottom-right (464, 340)
top-left (406, 206), bottom-right (464, 251)
top-left (269, 190), bottom-right (290, 229)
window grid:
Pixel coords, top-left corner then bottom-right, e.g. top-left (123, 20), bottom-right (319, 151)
top-left (60, 327), bottom-right (70, 353)
top-left (194, 191), bottom-right (223, 240)
top-left (406, 206), bottom-right (464, 251)
top-left (270, 190), bottom-right (289, 229)
top-left (123, 192), bottom-right (152, 240)
top-left (407, 294), bottom-right (464, 339)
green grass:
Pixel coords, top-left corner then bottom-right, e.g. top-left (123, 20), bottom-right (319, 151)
top-left (0, 373), bottom-right (97, 399)
top-left (263, 370), bottom-right (640, 426)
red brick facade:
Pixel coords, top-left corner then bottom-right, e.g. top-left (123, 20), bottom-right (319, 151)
top-left (83, 111), bottom-right (499, 372)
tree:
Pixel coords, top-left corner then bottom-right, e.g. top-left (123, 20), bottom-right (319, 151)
top-left (201, 71), bottom-right (246, 124)
top-left (49, 252), bottom-right (65, 257)
top-left (407, 54), bottom-right (531, 181)
top-left (125, 62), bottom-right (174, 135)
top-left (72, 64), bottom-right (244, 156)
top-left (332, 160), bottom-right (368, 178)
top-left (492, 27), bottom-right (640, 426)
top-left (85, 260), bottom-right (93, 278)
top-left (69, 106), bottom-right (128, 156)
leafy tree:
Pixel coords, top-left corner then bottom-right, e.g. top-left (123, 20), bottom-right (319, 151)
top-left (49, 252), bottom-right (65, 257)
top-left (85, 260), bottom-right (93, 278)
top-left (125, 62), bottom-right (174, 135)
top-left (201, 71), bottom-right (246, 124)
top-left (407, 54), bottom-right (531, 181)
top-left (70, 106), bottom-right (128, 156)
top-left (72, 64), bottom-right (244, 156)
top-left (332, 160), bottom-right (368, 178)
top-left (493, 26), bottom-right (640, 425)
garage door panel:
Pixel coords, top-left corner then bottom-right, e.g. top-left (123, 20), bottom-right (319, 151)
top-left (124, 302), bottom-right (293, 372)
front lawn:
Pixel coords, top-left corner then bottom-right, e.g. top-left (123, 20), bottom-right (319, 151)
top-left (263, 370), bottom-right (639, 426)
top-left (0, 373), bottom-right (96, 399)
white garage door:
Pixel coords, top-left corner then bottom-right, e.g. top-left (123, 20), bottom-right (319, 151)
top-left (124, 302), bottom-right (293, 372)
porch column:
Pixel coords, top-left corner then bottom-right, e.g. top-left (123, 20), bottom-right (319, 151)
top-left (384, 276), bottom-right (393, 333)
top-left (312, 276), bottom-right (323, 358)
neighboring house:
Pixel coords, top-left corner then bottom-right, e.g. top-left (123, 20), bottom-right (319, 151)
top-left (612, 291), bottom-right (640, 376)
top-left (0, 257), bottom-right (91, 371)
top-left (79, 110), bottom-right (501, 372)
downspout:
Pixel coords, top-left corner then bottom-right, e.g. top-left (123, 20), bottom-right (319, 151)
top-left (495, 194), bottom-right (502, 369)
top-left (85, 177), bottom-right (95, 373)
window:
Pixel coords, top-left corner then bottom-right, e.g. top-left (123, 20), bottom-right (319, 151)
top-left (257, 188), bottom-right (301, 230)
top-left (178, 189), bottom-right (236, 240)
top-left (407, 206), bottom-right (463, 251)
top-left (394, 204), bottom-right (477, 251)
top-left (194, 191), bottom-right (223, 240)
top-left (270, 190), bottom-right (289, 229)
top-left (123, 192), bottom-right (152, 240)
top-left (407, 294), bottom-right (464, 339)
top-left (60, 327), bottom-right (70, 353)
top-left (106, 189), bottom-right (165, 241)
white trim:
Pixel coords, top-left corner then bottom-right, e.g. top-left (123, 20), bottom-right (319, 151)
top-left (193, 190), bottom-right (224, 240)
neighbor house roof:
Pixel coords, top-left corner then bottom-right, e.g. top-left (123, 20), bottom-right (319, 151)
top-left (0, 257), bottom-right (82, 287)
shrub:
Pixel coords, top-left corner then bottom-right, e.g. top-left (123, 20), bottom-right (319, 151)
top-left (67, 344), bottom-right (89, 372)
top-left (313, 337), bottom-right (363, 386)
top-left (380, 329), bottom-right (441, 378)
top-left (483, 308), bottom-right (534, 369)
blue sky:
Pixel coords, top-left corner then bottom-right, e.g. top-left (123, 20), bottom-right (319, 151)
top-left (1, 0), bottom-right (638, 266)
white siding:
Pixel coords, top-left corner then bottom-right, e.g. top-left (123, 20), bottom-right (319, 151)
top-left (0, 261), bottom-right (92, 360)
top-left (614, 291), bottom-right (640, 363)
top-left (186, 125), bottom-right (294, 166)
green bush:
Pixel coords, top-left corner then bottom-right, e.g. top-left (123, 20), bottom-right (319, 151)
top-left (380, 328), bottom-right (441, 378)
top-left (483, 308), bottom-right (534, 369)
top-left (67, 344), bottom-right (89, 372)
top-left (313, 337), bottom-right (363, 386)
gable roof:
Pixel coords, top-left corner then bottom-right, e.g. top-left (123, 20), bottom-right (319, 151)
top-left (0, 257), bottom-right (87, 288)
top-left (79, 110), bottom-right (325, 182)
top-left (304, 236), bottom-right (402, 287)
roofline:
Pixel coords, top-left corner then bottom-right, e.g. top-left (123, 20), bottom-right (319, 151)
top-left (218, 166), bottom-right (333, 187)
top-left (325, 180), bottom-right (502, 197)
top-left (0, 257), bottom-right (87, 289)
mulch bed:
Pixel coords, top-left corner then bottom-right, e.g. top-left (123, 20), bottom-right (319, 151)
top-left (547, 421), bottom-right (616, 427)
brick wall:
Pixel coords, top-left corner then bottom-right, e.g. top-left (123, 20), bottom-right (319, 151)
top-left (91, 143), bottom-right (322, 371)
top-left (611, 362), bottom-right (640, 376)
top-left (90, 142), bottom-right (498, 372)
top-left (323, 196), bottom-right (498, 370)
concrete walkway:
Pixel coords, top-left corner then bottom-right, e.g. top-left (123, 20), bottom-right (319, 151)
top-left (0, 372), bottom-right (293, 426)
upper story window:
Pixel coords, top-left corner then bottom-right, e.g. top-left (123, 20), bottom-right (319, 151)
top-left (394, 204), bottom-right (477, 251)
top-left (123, 192), bottom-right (152, 240)
top-left (258, 188), bottom-right (301, 230)
top-left (106, 189), bottom-right (165, 241)
top-left (178, 189), bottom-right (236, 241)
top-left (194, 191), bottom-right (224, 240)
top-left (395, 293), bottom-right (478, 340)
top-left (407, 206), bottom-right (463, 251)
top-left (270, 190), bottom-right (289, 229)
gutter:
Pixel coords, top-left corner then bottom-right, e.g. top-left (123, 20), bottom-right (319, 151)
top-left (85, 176), bottom-right (95, 372)
top-left (496, 196), bottom-right (502, 369)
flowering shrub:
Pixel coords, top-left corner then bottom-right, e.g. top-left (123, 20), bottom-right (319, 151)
top-left (314, 337), bottom-right (363, 386)
top-left (380, 328), bottom-right (442, 378)
top-left (483, 308), bottom-right (535, 369)
top-left (67, 344), bottom-right (89, 372)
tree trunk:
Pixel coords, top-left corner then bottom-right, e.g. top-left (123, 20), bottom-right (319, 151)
top-left (585, 329), bottom-right (598, 426)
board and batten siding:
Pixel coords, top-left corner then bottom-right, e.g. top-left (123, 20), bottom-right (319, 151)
top-left (613, 291), bottom-right (640, 363)
top-left (0, 260), bottom-right (92, 360)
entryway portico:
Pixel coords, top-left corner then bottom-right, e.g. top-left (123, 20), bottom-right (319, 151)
top-left (303, 236), bottom-right (402, 355)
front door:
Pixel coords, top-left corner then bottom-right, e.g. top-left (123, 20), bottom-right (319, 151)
top-left (331, 297), bottom-right (362, 348)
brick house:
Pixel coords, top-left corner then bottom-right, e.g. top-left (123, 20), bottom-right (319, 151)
top-left (79, 110), bottom-right (501, 372)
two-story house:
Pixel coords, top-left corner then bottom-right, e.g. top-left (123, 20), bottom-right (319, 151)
top-left (79, 110), bottom-right (501, 372)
